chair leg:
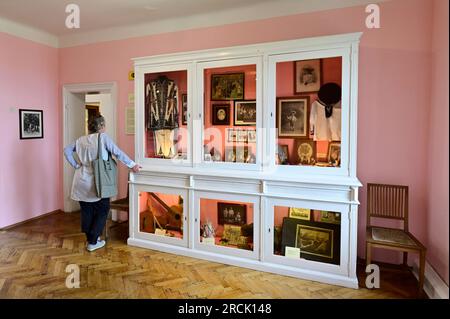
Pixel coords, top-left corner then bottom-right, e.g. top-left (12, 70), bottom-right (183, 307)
top-left (366, 243), bottom-right (372, 266)
top-left (419, 250), bottom-right (426, 293)
top-left (403, 252), bottom-right (408, 267)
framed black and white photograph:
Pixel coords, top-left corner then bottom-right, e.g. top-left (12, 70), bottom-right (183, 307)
top-left (294, 59), bottom-right (322, 94)
top-left (277, 97), bottom-right (309, 138)
top-left (234, 100), bottom-right (256, 126)
top-left (218, 202), bottom-right (247, 225)
top-left (19, 109), bottom-right (43, 139)
top-left (211, 104), bottom-right (230, 125)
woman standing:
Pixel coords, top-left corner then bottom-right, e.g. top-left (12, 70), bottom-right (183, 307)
top-left (64, 115), bottom-right (140, 252)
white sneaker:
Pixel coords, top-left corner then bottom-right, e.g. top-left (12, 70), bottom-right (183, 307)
top-left (87, 240), bottom-right (106, 252)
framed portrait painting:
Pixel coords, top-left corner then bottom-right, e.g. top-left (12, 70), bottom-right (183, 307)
top-left (218, 202), bottom-right (247, 225)
top-left (211, 73), bottom-right (244, 100)
top-left (211, 104), bottom-right (230, 125)
top-left (234, 100), bottom-right (256, 126)
top-left (294, 59), bottom-right (322, 94)
top-left (281, 217), bottom-right (340, 265)
top-left (19, 109), bottom-right (43, 139)
top-left (277, 97), bottom-right (309, 138)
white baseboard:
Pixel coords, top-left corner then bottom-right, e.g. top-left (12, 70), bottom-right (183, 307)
top-left (412, 260), bottom-right (449, 299)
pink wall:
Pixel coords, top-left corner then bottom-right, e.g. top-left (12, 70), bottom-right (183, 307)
top-left (54, 0), bottom-right (446, 279)
top-left (426, 0), bottom-right (449, 284)
top-left (0, 32), bottom-right (60, 228)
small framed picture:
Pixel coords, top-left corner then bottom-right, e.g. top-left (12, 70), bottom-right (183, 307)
top-left (247, 129), bottom-right (256, 143)
top-left (294, 59), bottom-right (322, 94)
top-left (276, 144), bottom-right (289, 165)
top-left (234, 100), bottom-right (256, 126)
top-left (19, 109), bottom-right (43, 139)
top-left (277, 97), bottom-right (309, 138)
top-left (289, 207), bottom-right (311, 220)
top-left (236, 130), bottom-right (248, 143)
top-left (181, 94), bottom-right (188, 125)
top-left (211, 104), bottom-right (230, 125)
top-left (295, 139), bottom-right (316, 165)
top-left (218, 202), bottom-right (247, 225)
top-left (226, 128), bottom-right (237, 143)
top-left (327, 142), bottom-right (341, 166)
top-left (211, 73), bottom-right (244, 100)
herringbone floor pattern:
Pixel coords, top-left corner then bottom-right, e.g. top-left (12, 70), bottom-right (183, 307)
top-left (0, 212), bottom-right (423, 299)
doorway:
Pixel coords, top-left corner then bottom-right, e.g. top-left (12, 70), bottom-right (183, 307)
top-left (62, 82), bottom-right (117, 212)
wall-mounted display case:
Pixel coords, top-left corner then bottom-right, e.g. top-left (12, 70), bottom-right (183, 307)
top-left (129, 33), bottom-right (362, 288)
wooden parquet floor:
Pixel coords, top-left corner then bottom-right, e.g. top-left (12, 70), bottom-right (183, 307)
top-left (0, 212), bottom-right (424, 299)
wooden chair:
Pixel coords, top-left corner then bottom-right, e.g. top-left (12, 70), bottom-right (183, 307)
top-left (365, 183), bottom-right (426, 293)
top-left (104, 182), bottom-right (130, 240)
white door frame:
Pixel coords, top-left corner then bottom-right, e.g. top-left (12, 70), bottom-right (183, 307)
top-left (62, 82), bottom-right (118, 212)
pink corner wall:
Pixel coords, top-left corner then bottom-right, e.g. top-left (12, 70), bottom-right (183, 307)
top-left (0, 32), bottom-right (60, 228)
top-left (58, 0), bottom-right (441, 271)
top-left (426, 0), bottom-right (449, 284)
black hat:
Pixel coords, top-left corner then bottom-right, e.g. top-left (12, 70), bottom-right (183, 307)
top-left (318, 82), bottom-right (341, 106)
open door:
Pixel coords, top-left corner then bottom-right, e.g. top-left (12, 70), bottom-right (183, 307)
top-left (63, 91), bottom-right (86, 212)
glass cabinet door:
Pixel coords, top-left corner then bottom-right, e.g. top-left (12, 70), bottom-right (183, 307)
top-left (134, 185), bottom-right (188, 247)
top-left (197, 57), bottom-right (262, 169)
top-left (268, 49), bottom-right (351, 175)
top-left (264, 198), bottom-right (349, 275)
top-left (135, 63), bottom-right (192, 166)
top-left (194, 191), bottom-right (260, 260)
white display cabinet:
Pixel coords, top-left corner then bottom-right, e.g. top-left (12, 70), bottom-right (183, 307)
top-left (128, 32), bottom-right (362, 288)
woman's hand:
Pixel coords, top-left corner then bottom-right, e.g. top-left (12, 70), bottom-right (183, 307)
top-left (131, 164), bottom-right (142, 173)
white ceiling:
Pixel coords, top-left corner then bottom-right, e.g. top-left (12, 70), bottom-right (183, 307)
top-left (0, 0), bottom-right (387, 47)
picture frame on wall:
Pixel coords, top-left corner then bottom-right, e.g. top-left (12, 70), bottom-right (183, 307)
top-left (294, 59), bottom-right (322, 94)
top-left (19, 109), bottom-right (43, 139)
top-left (277, 97), bottom-right (309, 138)
top-left (327, 142), bottom-right (341, 166)
top-left (234, 100), bottom-right (256, 126)
top-left (218, 202), bottom-right (247, 225)
top-left (181, 94), bottom-right (188, 125)
top-left (211, 73), bottom-right (244, 100)
top-left (295, 139), bottom-right (316, 165)
top-left (211, 104), bottom-right (230, 125)
top-left (281, 217), bottom-right (340, 265)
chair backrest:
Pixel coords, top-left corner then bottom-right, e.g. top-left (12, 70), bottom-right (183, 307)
top-left (366, 183), bottom-right (409, 231)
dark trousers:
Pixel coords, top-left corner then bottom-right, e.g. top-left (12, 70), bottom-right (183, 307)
top-left (79, 198), bottom-right (110, 245)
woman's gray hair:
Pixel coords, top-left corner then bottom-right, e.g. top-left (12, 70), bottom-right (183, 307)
top-left (88, 115), bottom-right (105, 133)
